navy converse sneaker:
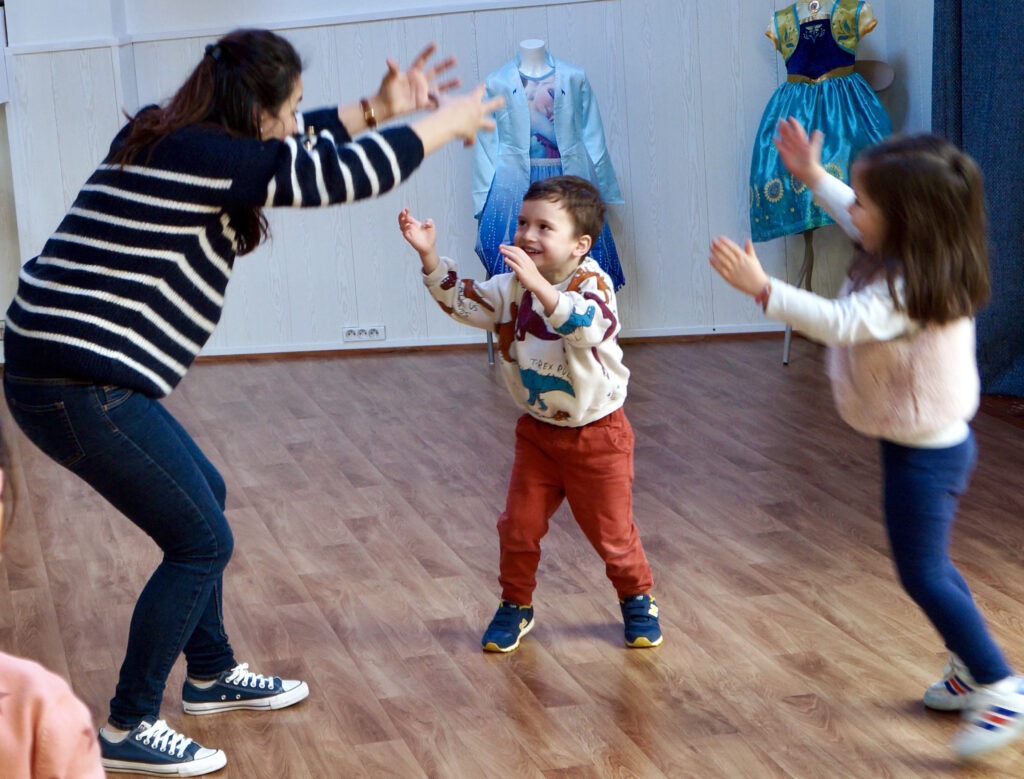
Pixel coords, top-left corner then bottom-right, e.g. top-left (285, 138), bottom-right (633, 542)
top-left (481, 601), bottom-right (535, 652)
top-left (182, 662), bottom-right (309, 715)
top-left (620, 593), bottom-right (663, 648)
top-left (99, 718), bottom-right (226, 776)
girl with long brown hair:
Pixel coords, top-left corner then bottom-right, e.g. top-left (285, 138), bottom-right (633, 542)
top-left (2, 27), bottom-right (502, 776)
top-left (710, 118), bottom-right (1021, 761)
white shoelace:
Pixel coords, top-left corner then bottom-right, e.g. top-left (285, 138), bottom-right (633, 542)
top-left (136, 720), bottom-right (192, 757)
top-left (224, 662), bottom-right (274, 690)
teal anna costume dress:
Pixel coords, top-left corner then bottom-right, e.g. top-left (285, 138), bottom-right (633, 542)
top-left (750, 0), bottom-right (892, 242)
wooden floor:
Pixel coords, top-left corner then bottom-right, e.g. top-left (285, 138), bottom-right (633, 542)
top-left (3, 337), bottom-right (1024, 778)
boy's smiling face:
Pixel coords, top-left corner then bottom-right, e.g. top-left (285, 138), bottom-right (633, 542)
top-left (513, 198), bottom-right (592, 285)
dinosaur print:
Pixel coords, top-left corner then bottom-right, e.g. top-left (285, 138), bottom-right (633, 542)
top-left (435, 270), bottom-right (459, 314)
top-left (495, 301), bottom-right (518, 362)
top-left (516, 290), bottom-right (560, 343)
top-left (462, 279), bottom-right (495, 312)
top-left (518, 367), bottom-right (575, 412)
top-left (555, 305), bottom-right (596, 334)
top-left (567, 268), bottom-right (612, 303)
top-left (440, 270), bottom-right (458, 290)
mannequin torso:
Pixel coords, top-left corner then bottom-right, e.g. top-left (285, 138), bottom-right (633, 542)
top-left (518, 39), bottom-right (552, 78)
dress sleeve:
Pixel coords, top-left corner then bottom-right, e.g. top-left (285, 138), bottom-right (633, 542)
top-left (858, 2), bottom-right (878, 37)
top-left (578, 76), bottom-right (624, 204)
top-left (472, 79), bottom-right (502, 218)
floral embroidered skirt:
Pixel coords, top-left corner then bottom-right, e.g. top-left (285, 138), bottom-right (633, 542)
top-left (749, 72), bottom-right (891, 242)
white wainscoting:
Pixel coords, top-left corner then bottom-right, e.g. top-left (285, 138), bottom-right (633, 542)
top-left (0, 0), bottom-right (935, 356)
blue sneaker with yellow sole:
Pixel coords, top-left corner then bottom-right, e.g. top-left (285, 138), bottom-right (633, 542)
top-left (621, 593), bottom-right (663, 648)
top-left (481, 601), bottom-right (535, 652)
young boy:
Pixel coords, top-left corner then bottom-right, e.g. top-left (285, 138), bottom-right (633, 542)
top-left (398, 175), bottom-right (661, 652)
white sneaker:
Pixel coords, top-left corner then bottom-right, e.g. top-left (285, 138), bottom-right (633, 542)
top-left (924, 654), bottom-right (976, 711)
top-left (951, 676), bottom-right (1024, 760)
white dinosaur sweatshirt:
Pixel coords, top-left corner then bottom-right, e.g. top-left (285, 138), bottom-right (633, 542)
top-left (422, 257), bottom-right (628, 427)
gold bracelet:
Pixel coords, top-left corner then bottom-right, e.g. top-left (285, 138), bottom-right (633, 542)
top-left (360, 97), bottom-right (377, 129)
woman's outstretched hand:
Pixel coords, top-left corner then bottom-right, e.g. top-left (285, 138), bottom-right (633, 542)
top-left (377, 43), bottom-right (461, 120)
top-left (412, 84), bottom-right (505, 154)
top-left (774, 117), bottom-right (826, 188)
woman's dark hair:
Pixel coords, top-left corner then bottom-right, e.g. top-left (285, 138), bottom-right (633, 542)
top-left (847, 133), bottom-right (990, 324)
top-left (111, 28), bottom-right (303, 254)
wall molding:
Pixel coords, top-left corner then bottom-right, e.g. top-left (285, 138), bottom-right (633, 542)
top-left (4, 0), bottom-right (594, 55)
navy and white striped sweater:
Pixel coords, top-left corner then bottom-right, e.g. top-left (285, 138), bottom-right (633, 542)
top-left (4, 107), bottom-right (423, 397)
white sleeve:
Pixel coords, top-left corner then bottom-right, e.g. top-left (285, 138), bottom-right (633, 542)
top-left (421, 256), bottom-right (506, 331)
top-left (811, 174), bottom-right (859, 241)
top-left (765, 277), bottom-right (913, 345)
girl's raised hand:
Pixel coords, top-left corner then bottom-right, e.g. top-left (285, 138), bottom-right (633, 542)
top-left (709, 236), bottom-right (770, 297)
top-left (775, 117), bottom-right (826, 187)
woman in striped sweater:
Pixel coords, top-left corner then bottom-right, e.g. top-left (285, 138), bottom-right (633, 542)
top-left (2, 27), bottom-right (502, 776)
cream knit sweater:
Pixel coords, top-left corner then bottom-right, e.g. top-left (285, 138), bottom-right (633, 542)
top-left (764, 175), bottom-right (978, 447)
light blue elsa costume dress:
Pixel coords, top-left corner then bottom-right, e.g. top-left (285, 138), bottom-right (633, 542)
top-left (750, 0), bottom-right (891, 242)
top-left (473, 51), bottom-right (625, 288)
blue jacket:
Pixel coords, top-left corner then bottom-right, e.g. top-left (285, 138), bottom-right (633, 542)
top-left (472, 52), bottom-right (624, 217)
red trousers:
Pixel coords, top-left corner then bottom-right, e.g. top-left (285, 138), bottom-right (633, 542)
top-left (497, 408), bottom-right (654, 604)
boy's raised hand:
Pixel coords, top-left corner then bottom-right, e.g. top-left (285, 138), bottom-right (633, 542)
top-left (774, 117), bottom-right (826, 188)
top-left (498, 244), bottom-right (545, 290)
top-left (398, 208), bottom-right (436, 253)
top-left (398, 208), bottom-right (440, 273)
top-left (709, 236), bottom-right (770, 298)
top-left (499, 244), bottom-right (560, 315)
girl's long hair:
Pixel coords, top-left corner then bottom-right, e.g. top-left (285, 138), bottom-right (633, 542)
top-left (847, 134), bottom-right (990, 324)
top-left (111, 28), bottom-right (303, 254)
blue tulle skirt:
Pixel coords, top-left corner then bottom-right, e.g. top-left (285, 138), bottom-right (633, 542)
top-left (475, 159), bottom-right (625, 288)
top-left (750, 72), bottom-right (891, 242)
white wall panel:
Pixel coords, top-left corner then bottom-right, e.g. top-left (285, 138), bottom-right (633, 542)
top-left (0, 110), bottom-right (21, 327)
top-left (700, 0), bottom-right (788, 331)
top-left (5, 53), bottom-right (67, 259)
top-left (1, 0), bottom-right (937, 356)
top-left (619, 0), bottom-right (712, 334)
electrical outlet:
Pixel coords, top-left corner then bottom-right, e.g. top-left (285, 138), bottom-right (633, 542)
top-left (343, 325), bottom-right (386, 342)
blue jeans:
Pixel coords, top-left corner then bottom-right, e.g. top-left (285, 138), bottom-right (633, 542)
top-left (881, 431), bottom-right (1012, 684)
top-left (3, 375), bottom-right (236, 728)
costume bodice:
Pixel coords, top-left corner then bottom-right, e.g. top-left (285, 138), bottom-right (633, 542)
top-left (521, 69), bottom-right (560, 159)
top-left (774, 0), bottom-right (868, 81)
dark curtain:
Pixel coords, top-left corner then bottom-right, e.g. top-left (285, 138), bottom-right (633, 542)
top-left (933, 1), bottom-right (1024, 396)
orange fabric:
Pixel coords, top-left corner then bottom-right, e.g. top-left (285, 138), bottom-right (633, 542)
top-left (497, 408), bottom-right (653, 603)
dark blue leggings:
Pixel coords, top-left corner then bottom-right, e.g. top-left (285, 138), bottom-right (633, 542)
top-left (881, 431), bottom-right (1011, 684)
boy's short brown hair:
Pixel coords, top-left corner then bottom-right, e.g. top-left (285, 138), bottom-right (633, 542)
top-left (522, 176), bottom-right (605, 242)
